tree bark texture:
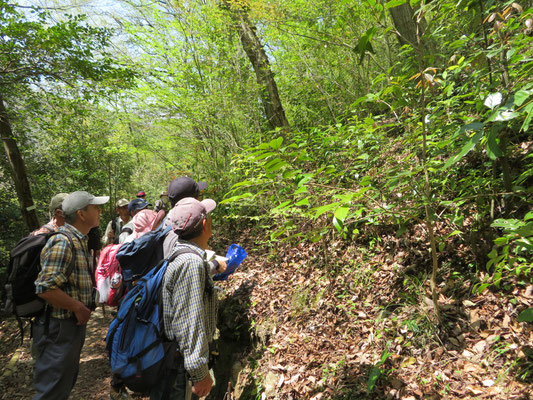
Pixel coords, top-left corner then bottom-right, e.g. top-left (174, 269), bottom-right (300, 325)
top-left (389, 3), bottom-right (428, 49)
top-left (0, 95), bottom-right (40, 232)
top-left (233, 12), bottom-right (290, 132)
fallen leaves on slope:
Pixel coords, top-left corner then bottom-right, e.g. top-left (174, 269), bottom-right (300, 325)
top-left (222, 237), bottom-right (533, 399)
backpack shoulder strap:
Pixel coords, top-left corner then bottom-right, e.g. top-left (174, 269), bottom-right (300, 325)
top-left (48, 231), bottom-right (77, 279)
top-left (39, 231), bottom-right (79, 331)
top-left (167, 247), bottom-right (202, 263)
top-left (121, 227), bottom-right (133, 235)
top-left (166, 247), bottom-right (211, 293)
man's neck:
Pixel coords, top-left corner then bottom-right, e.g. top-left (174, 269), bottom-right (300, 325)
top-left (190, 236), bottom-right (208, 250)
top-left (71, 221), bottom-right (90, 236)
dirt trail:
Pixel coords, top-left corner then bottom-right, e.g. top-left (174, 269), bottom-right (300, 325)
top-left (0, 307), bottom-right (148, 400)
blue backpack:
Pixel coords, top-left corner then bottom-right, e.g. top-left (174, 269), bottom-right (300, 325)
top-left (105, 248), bottom-right (197, 393)
top-left (116, 225), bottom-right (171, 285)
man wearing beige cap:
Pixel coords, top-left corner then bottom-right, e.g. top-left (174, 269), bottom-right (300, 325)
top-left (154, 190), bottom-right (168, 213)
top-left (33, 191), bottom-right (108, 400)
top-left (31, 193), bottom-right (68, 236)
top-left (150, 197), bottom-right (218, 400)
top-left (103, 198), bottom-right (131, 246)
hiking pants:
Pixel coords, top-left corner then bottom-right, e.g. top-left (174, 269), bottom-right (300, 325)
top-left (150, 355), bottom-right (198, 400)
top-left (32, 316), bottom-right (86, 400)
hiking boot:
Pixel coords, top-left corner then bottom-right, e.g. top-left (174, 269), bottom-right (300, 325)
top-left (109, 385), bottom-right (132, 400)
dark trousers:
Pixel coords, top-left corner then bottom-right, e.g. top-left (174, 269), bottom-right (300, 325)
top-left (32, 316), bottom-right (86, 400)
top-left (150, 355), bottom-right (198, 400)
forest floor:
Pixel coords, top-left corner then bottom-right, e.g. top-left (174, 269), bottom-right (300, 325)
top-left (0, 230), bottom-right (532, 399)
top-left (216, 231), bottom-right (533, 400)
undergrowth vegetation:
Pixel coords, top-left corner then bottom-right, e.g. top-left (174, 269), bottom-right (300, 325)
top-left (221, 0), bottom-right (533, 311)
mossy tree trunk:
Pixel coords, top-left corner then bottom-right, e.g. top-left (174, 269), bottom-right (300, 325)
top-left (0, 95), bottom-right (40, 232)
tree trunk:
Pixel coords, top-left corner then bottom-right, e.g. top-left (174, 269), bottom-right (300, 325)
top-left (232, 10), bottom-right (290, 132)
top-left (0, 95), bottom-right (40, 232)
top-left (389, 3), bottom-right (428, 49)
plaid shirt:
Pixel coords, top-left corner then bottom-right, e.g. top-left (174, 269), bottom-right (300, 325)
top-left (35, 224), bottom-right (93, 319)
top-left (162, 241), bottom-right (218, 382)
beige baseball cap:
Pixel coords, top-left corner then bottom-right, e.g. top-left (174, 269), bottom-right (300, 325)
top-left (49, 193), bottom-right (68, 214)
top-left (116, 198), bottom-right (129, 207)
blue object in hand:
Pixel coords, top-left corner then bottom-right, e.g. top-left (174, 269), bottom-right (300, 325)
top-left (213, 244), bottom-right (247, 281)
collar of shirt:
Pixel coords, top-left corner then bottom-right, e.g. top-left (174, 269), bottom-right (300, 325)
top-left (62, 223), bottom-right (87, 241)
top-left (176, 239), bottom-right (206, 259)
top-left (47, 219), bottom-right (59, 230)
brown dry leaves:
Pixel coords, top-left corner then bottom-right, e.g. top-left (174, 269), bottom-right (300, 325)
top-left (223, 237), bottom-right (533, 400)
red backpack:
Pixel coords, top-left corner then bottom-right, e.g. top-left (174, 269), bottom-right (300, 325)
top-left (95, 244), bottom-right (124, 306)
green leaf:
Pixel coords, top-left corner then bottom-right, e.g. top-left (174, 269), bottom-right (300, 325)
top-left (314, 203), bottom-right (338, 218)
top-left (334, 192), bottom-right (354, 203)
top-left (265, 158), bottom-right (283, 169)
top-left (366, 366), bottom-right (381, 393)
top-left (458, 122), bottom-right (483, 134)
top-left (219, 193), bottom-right (253, 204)
top-left (443, 131), bottom-right (484, 169)
top-left (269, 137), bottom-right (284, 150)
top-left (359, 175), bottom-right (372, 187)
top-left (282, 169), bottom-right (300, 179)
top-left (385, 0), bottom-right (407, 8)
top-left (251, 151), bottom-right (276, 161)
top-left (294, 186), bottom-right (307, 195)
top-left (486, 109), bottom-right (520, 122)
top-left (295, 197), bottom-right (310, 206)
top-left (513, 89), bottom-right (533, 107)
top-left (266, 160), bottom-right (287, 173)
top-left (486, 129), bottom-right (503, 160)
top-left (520, 103), bottom-right (533, 132)
top-left (334, 206), bottom-right (350, 222)
top-left (446, 230), bottom-right (462, 238)
top-left (355, 27), bottom-right (376, 63)
top-left (517, 308), bottom-right (533, 323)
top-left (333, 216), bottom-right (343, 232)
top-left (231, 180), bottom-right (254, 189)
top-left (491, 218), bottom-right (522, 229)
top-left (298, 174), bottom-right (314, 187)
top-left (272, 201), bottom-right (291, 211)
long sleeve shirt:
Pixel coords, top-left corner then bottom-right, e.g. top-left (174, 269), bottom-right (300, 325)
top-left (161, 241), bottom-right (218, 382)
top-left (35, 224), bottom-right (93, 319)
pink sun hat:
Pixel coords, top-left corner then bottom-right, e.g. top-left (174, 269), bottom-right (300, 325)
top-left (131, 209), bottom-right (166, 239)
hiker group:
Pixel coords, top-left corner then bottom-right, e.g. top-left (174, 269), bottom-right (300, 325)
top-left (5, 177), bottom-right (246, 400)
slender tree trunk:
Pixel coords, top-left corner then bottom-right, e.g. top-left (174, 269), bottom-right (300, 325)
top-left (0, 95), bottom-right (40, 232)
top-left (412, 1), bottom-right (441, 324)
top-left (228, 7), bottom-right (290, 132)
top-left (389, 3), bottom-right (428, 50)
